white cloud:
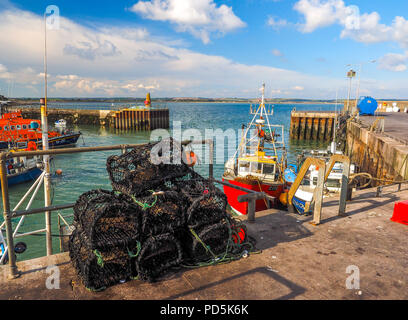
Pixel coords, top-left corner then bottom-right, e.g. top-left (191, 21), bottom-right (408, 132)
top-left (267, 16), bottom-right (288, 30)
top-left (129, 0), bottom-right (246, 44)
top-left (292, 86), bottom-right (304, 91)
top-left (294, 0), bottom-right (408, 50)
top-left (271, 49), bottom-right (284, 57)
top-left (378, 52), bottom-right (408, 72)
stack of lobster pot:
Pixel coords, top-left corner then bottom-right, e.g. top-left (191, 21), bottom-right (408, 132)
top-left (69, 190), bottom-right (143, 291)
top-left (69, 138), bottom-right (249, 290)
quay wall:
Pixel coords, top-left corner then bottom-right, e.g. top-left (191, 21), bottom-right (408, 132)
top-left (346, 121), bottom-right (408, 185)
top-left (9, 107), bottom-right (169, 130)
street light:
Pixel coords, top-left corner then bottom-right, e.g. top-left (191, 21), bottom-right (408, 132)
top-left (346, 67), bottom-right (356, 113)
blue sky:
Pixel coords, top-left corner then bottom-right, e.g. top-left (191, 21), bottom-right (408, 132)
top-left (0, 0), bottom-right (407, 98)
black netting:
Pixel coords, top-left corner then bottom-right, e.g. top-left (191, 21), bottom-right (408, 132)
top-left (106, 138), bottom-right (191, 197)
top-left (69, 225), bottom-right (140, 291)
top-left (73, 189), bottom-right (142, 249)
top-left (136, 233), bottom-right (183, 282)
top-left (183, 222), bottom-right (231, 263)
top-left (140, 191), bottom-right (188, 236)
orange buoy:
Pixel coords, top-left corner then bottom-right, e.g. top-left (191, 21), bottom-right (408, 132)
top-left (55, 169), bottom-right (63, 176)
top-left (26, 141), bottom-right (37, 151)
top-left (183, 151), bottom-right (198, 167)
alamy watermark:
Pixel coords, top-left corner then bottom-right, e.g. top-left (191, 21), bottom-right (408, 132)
top-left (45, 5), bottom-right (60, 30)
top-left (346, 265), bottom-right (360, 290)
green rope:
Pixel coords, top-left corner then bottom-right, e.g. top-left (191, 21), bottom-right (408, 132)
top-left (86, 286), bottom-right (106, 292)
top-left (131, 190), bottom-right (157, 210)
top-left (127, 241), bottom-right (141, 258)
top-left (93, 249), bottom-right (104, 268)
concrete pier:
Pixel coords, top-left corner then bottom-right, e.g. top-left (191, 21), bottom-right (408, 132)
top-left (1, 185), bottom-right (407, 300)
top-left (10, 107), bottom-right (170, 130)
top-left (290, 110), bottom-right (338, 141)
top-left (347, 113), bottom-right (408, 185)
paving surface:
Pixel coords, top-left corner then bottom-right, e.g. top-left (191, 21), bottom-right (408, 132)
top-left (360, 112), bottom-right (408, 144)
top-left (1, 186), bottom-right (408, 300)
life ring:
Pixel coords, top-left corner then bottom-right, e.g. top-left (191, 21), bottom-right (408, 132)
top-left (26, 141), bottom-right (37, 151)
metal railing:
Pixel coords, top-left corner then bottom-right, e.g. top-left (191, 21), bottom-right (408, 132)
top-left (1, 139), bottom-right (214, 279)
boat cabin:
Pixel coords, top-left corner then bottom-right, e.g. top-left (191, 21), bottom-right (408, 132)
top-left (237, 151), bottom-right (278, 182)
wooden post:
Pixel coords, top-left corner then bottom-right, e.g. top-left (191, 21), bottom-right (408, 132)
top-left (305, 118), bottom-right (313, 140)
top-left (339, 160), bottom-right (350, 216)
top-left (326, 118), bottom-right (333, 142)
top-left (312, 164), bottom-right (326, 225)
top-left (312, 118), bottom-right (319, 140)
top-left (299, 117), bottom-right (306, 140)
top-left (290, 116), bottom-right (300, 140)
top-left (319, 118), bottom-right (326, 141)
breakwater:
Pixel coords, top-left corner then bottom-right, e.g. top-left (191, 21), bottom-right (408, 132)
top-left (9, 106), bottom-right (169, 130)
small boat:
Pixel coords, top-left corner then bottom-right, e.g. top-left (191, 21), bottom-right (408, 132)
top-left (289, 144), bottom-right (356, 215)
top-left (222, 84), bottom-right (287, 215)
top-left (54, 119), bottom-right (67, 130)
top-left (0, 111), bottom-right (81, 150)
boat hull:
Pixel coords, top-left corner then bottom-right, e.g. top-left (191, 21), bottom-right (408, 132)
top-left (222, 177), bottom-right (284, 215)
top-left (0, 133), bottom-right (81, 150)
top-left (7, 167), bottom-right (42, 187)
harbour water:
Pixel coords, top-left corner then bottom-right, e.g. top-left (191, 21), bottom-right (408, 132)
top-left (1, 102), bottom-right (339, 261)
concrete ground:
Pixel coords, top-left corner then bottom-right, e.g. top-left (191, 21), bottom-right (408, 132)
top-left (360, 112), bottom-right (408, 144)
top-left (1, 185), bottom-right (407, 300)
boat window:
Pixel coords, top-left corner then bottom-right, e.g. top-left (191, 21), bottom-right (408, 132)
top-left (16, 125), bottom-right (21, 130)
top-left (238, 161), bottom-right (250, 173)
top-left (250, 162), bottom-right (262, 174)
top-left (0, 126), bottom-right (2, 130)
top-left (11, 126), bottom-right (15, 130)
top-left (22, 125), bottom-right (27, 129)
top-left (263, 164), bottom-right (275, 175)
top-left (4, 126), bottom-right (8, 131)
top-left (327, 179), bottom-right (341, 188)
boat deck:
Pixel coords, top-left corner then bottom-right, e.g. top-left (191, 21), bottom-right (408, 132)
top-left (1, 185), bottom-right (407, 300)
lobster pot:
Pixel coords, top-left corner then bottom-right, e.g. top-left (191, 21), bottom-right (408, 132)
top-left (184, 222), bottom-right (231, 263)
top-left (73, 189), bottom-right (142, 249)
top-left (106, 138), bottom-right (191, 197)
top-left (68, 226), bottom-right (140, 291)
top-left (172, 178), bottom-right (228, 228)
top-left (135, 233), bottom-right (183, 282)
top-left (140, 191), bottom-right (188, 236)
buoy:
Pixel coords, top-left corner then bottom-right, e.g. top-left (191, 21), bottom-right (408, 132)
top-left (279, 191), bottom-right (288, 206)
top-left (26, 141), bottom-right (37, 151)
top-left (183, 151), bottom-right (197, 167)
top-left (55, 169), bottom-right (63, 176)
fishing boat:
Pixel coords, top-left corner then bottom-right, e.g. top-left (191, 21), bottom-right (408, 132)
top-left (0, 111), bottom-right (81, 150)
top-left (222, 83), bottom-right (287, 215)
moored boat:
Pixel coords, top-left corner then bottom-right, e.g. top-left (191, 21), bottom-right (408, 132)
top-left (222, 84), bottom-right (287, 215)
top-left (0, 111), bottom-right (81, 150)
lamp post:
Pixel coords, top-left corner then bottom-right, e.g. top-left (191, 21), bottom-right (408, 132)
top-left (346, 68), bottom-right (356, 114)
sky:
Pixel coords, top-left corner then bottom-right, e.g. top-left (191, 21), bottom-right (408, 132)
top-left (0, 0), bottom-right (407, 99)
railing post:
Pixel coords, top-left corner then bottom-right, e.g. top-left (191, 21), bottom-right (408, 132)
top-left (0, 157), bottom-right (20, 279)
top-left (208, 139), bottom-right (214, 179)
